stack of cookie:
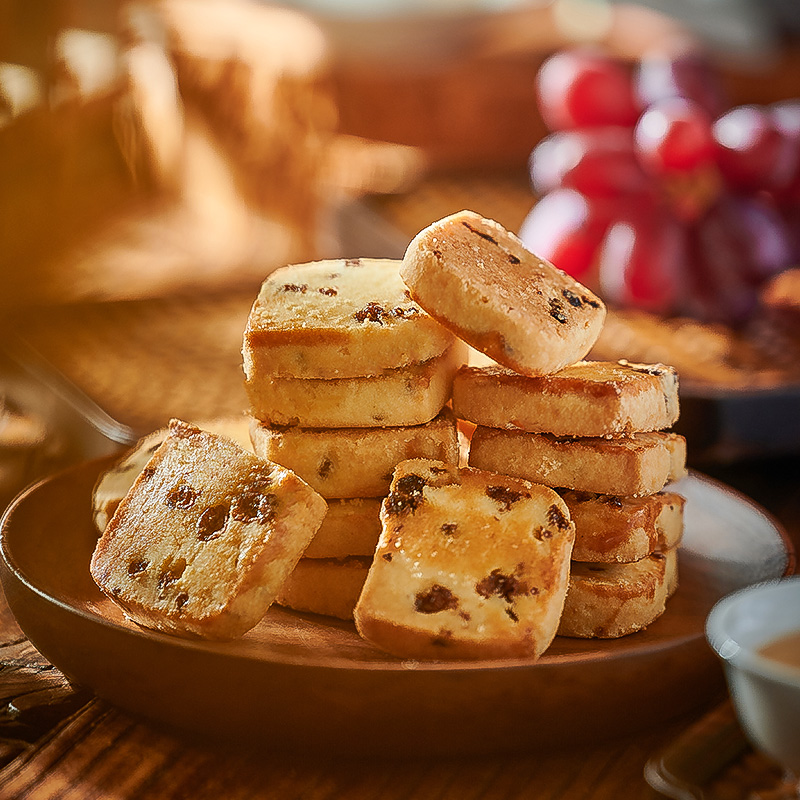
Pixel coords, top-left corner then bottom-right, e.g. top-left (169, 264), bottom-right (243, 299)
top-left (400, 210), bottom-right (687, 639)
top-left (242, 257), bottom-right (461, 619)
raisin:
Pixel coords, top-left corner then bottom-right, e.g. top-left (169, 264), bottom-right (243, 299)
top-left (440, 522), bottom-right (458, 536)
top-left (166, 484), bottom-right (200, 509)
top-left (232, 491), bottom-right (277, 523)
top-left (390, 306), bottom-right (419, 318)
top-left (548, 297), bottom-right (568, 324)
top-left (175, 592), bottom-right (189, 609)
top-left (505, 607), bottom-right (519, 622)
top-left (462, 221), bottom-right (497, 244)
top-left (547, 504), bottom-right (570, 530)
top-left (432, 248), bottom-right (443, 259)
top-left (600, 495), bottom-right (624, 508)
top-left (281, 283), bottom-right (307, 293)
top-left (141, 467), bottom-right (155, 481)
top-left (127, 558), bottom-right (149, 576)
top-left (344, 258), bottom-right (361, 267)
top-left (415, 584), bottom-right (458, 614)
top-left (583, 295), bottom-right (601, 309)
top-left (476, 569), bottom-right (521, 603)
top-left (562, 288), bottom-right (584, 308)
top-left (197, 504), bottom-right (228, 541)
top-left (354, 302), bottom-right (385, 323)
top-left (318, 287), bottom-right (337, 296)
top-left (318, 457), bottom-right (333, 479)
top-left (384, 474), bottom-right (426, 515)
top-left (158, 558), bottom-right (186, 594)
top-left (486, 485), bottom-right (529, 512)
top-left (533, 527), bottom-right (553, 541)
top-left (508, 253), bottom-right (521, 265)
top-left (382, 552), bottom-right (393, 562)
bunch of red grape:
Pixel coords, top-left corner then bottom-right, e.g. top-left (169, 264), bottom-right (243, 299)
top-left (519, 48), bottom-right (800, 326)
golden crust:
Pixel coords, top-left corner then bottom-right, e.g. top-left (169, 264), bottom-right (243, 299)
top-left (245, 344), bottom-right (461, 428)
top-left (558, 549), bottom-right (675, 639)
top-left (303, 497), bottom-right (382, 558)
top-left (453, 360), bottom-right (679, 437)
top-left (243, 258), bottom-right (454, 379)
top-left (275, 557), bottom-right (371, 620)
top-left (559, 490), bottom-right (685, 562)
top-left (401, 211), bottom-right (606, 376)
top-left (249, 408), bottom-right (459, 498)
top-left (354, 458), bottom-right (575, 660)
top-left (468, 427), bottom-right (687, 497)
top-left (90, 419), bottom-right (327, 640)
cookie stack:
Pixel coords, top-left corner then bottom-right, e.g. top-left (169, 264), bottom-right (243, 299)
top-left (242, 258), bottom-right (461, 619)
top-left (399, 210), bottom-right (687, 640)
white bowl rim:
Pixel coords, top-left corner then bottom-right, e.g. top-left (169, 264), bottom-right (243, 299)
top-left (706, 576), bottom-right (800, 688)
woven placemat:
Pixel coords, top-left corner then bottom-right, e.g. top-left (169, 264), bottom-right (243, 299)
top-left (8, 292), bottom-right (255, 438)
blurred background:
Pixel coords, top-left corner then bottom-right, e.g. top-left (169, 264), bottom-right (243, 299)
top-left (1, 0), bottom-right (800, 505)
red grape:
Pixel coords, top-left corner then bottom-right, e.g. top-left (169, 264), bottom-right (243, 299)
top-left (529, 127), bottom-right (649, 197)
top-left (596, 202), bottom-right (685, 315)
top-left (713, 105), bottom-right (796, 193)
top-left (634, 98), bottom-right (716, 175)
top-left (518, 188), bottom-right (612, 280)
top-left (770, 101), bottom-right (800, 202)
top-left (635, 52), bottom-right (727, 117)
top-left (683, 201), bottom-right (760, 325)
top-left (536, 49), bottom-right (640, 131)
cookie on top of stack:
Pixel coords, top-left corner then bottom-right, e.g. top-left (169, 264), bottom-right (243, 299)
top-left (242, 258), bottom-right (461, 619)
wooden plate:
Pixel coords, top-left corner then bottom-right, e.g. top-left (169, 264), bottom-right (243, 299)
top-left (0, 458), bottom-right (793, 757)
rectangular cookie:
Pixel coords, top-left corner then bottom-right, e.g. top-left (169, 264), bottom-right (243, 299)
top-left (452, 361), bottom-right (679, 437)
top-left (468, 427), bottom-right (687, 497)
top-left (249, 409), bottom-right (459, 498)
top-left (90, 419), bottom-right (327, 640)
top-left (558, 549), bottom-right (675, 639)
top-left (559, 490), bottom-right (685, 562)
top-left (353, 458), bottom-right (575, 661)
top-left (275, 556), bottom-right (371, 620)
top-left (400, 210), bottom-right (606, 376)
top-left (243, 258), bottom-right (454, 379)
top-left (245, 344), bottom-right (460, 428)
top-left (303, 497), bottom-right (382, 558)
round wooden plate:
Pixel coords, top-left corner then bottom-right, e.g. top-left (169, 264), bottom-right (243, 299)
top-left (0, 458), bottom-right (793, 757)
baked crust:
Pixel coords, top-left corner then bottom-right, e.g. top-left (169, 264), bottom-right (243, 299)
top-left (90, 419), bottom-right (327, 639)
top-left (249, 408), bottom-right (458, 498)
top-left (558, 549), bottom-right (676, 638)
top-left (400, 210), bottom-right (606, 376)
top-left (303, 497), bottom-right (382, 558)
top-left (353, 458), bottom-right (575, 660)
top-left (243, 258), bottom-right (454, 379)
top-left (453, 360), bottom-right (679, 437)
top-left (276, 557), bottom-right (371, 620)
top-left (559, 490), bottom-right (685, 562)
top-left (468, 427), bottom-right (687, 497)
top-left (245, 344), bottom-right (461, 428)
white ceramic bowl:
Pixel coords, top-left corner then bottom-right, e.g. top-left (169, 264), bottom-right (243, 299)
top-left (706, 576), bottom-right (800, 773)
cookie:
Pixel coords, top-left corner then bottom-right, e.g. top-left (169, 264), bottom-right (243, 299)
top-left (303, 497), bottom-right (382, 558)
top-left (249, 408), bottom-right (459, 498)
top-left (400, 210), bottom-right (606, 376)
top-left (468, 427), bottom-right (687, 497)
top-left (559, 490), bottom-right (685, 562)
top-left (275, 556), bottom-right (371, 620)
top-left (452, 361), bottom-right (679, 437)
top-left (353, 458), bottom-right (575, 660)
top-left (243, 258), bottom-right (454, 379)
top-left (90, 419), bottom-right (327, 640)
top-left (92, 416), bottom-right (253, 532)
top-left (558, 550), bottom-right (673, 639)
top-left (245, 344), bottom-right (460, 428)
